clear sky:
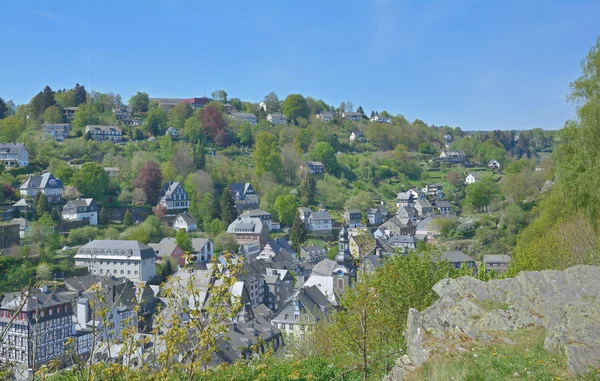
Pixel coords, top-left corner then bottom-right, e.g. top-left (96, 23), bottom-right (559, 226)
top-left (2, 0), bottom-right (599, 130)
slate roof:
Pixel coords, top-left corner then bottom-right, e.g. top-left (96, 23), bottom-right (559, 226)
top-left (415, 199), bottom-right (432, 208)
top-left (240, 209), bottom-right (271, 218)
top-left (483, 255), bottom-right (511, 264)
top-left (265, 238), bottom-right (295, 256)
top-left (175, 212), bottom-right (197, 225)
top-left (20, 173), bottom-right (63, 190)
top-left (229, 183), bottom-right (253, 199)
top-left (227, 217), bottom-right (264, 234)
top-left (76, 240), bottom-right (156, 260)
top-left (160, 181), bottom-right (186, 200)
top-left (436, 201), bottom-right (452, 208)
top-left (311, 259), bottom-right (336, 277)
top-left (396, 191), bottom-right (414, 201)
top-left (191, 238), bottom-right (211, 252)
top-left (0, 143), bottom-right (26, 154)
top-left (2, 289), bottom-right (70, 312)
top-left (388, 235), bottom-right (417, 244)
top-left (310, 210), bottom-right (331, 220)
top-left (149, 238), bottom-right (180, 258)
top-left (64, 198), bottom-right (95, 208)
top-left (442, 251), bottom-right (475, 264)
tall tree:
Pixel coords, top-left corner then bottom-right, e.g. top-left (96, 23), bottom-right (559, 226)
top-left (175, 229), bottom-right (193, 252)
top-left (73, 83), bottom-right (87, 106)
top-left (263, 91), bottom-right (280, 112)
top-left (299, 173), bottom-right (316, 206)
top-left (274, 194), bottom-right (298, 226)
top-left (339, 101), bottom-right (346, 113)
top-left (129, 92), bottom-right (149, 113)
top-left (198, 192), bottom-right (217, 226)
top-left (194, 141), bottom-right (206, 169)
top-left (123, 209), bottom-right (134, 226)
top-left (144, 107), bottom-right (167, 136)
top-left (311, 142), bottom-right (338, 173)
top-left (200, 104), bottom-right (226, 140)
top-left (220, 186), bottom-right (238, 226)
top-left (357, 106), bottom-right (364, 115)
top-left (35, 193), bottom-right (51, 219)
top-left (211, 89), bottom-right (228, 102)
top-left (170, 143), bottom-right (196, 178)
top-left (282, 94), bottom-right (310, 124)
top-left (30, 85), bottom-right (56, 119)
top-left (74, 162), bottom-right (109, 200)
top-left (42, 105), bottom-right (63, 124)
top-left (99, 206), bottom-right (109, 225)
top-left (346, 101), bottom-right (354, 112)
top-left (168, 102), bottom-right (193, 131)
top-left (134, 161), bottom-right (163, 204)
top-left (0, 97), bottom-right (8, 119)
top-left (71, 102), bottom-right (100, 132)
top-left (289, 211), bottom-right (307, 253)
top-left (252, 132), bottom-right (283, 181)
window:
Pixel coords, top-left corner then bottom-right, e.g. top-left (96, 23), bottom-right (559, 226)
top-left (121, 270), bottom-right (124, 275)
top-left (284, 314), bottom-right (289, 320)
top-left (295, 315), bottom-right (299, 321)
top-left (128, 270), bottom-right (131, 275)
top-left (134, 271), bottom-right (138, 276)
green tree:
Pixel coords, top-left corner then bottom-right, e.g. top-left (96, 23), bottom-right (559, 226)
top-left (73, 83), bottom-right (87, 106)
top-left (35, 193), bottom-right (51, 218)
top-left (198, 192), bottom-right (216, 226)
top-left (236, 121), bottom-right (254, 146)
top-left (144, 107), bottom-right (167, 136)
top-left (418, 142), bottom-right (435, 155)
top-left (123, 209), bottom-right (134, 226)
top-left (99, 206), bottom-right (109, 225)
top-left (74, 162), bottom-right (109, 200)
top-left (0, 97), bottom-right (8, 119)
top-left (253, 132), bottom-right (283, 181)
top-left (211, 89), bottom-right (228, 102)
top-left (194, 141), bottom-right (206, 169)
top-left (129, 92), bottom-right (149, 113)
top-left (220, 186), bottom-right (238, 226)
top-left (42, 105), bottom-right (63, 124)
top-left (289, 211), bottom-right (307, 253)
top-left (168, 102), bottom-right (193, 131)
top-left (30, 85), bottom-right (56, 120)
top-left (183, 115), bottom-right (203, 141)
top-left (282, 94), bottom-right (310, 124)
top-left (299, 173), bottom-right (316, 206)
top-left (311, 141), bottom-right (338, 173)
top-left (263, 91), bottom-right (280, 112)
top-left (274, 194), bottom-right (298, 226)
top-left (465, 178), bottom-right (499, 212)
top-left (175, 229), bottom-right (193, 252)
top-left (71, 102), bottom-right (100, 132)
top-left (0, 115), bottom-right (25, 142)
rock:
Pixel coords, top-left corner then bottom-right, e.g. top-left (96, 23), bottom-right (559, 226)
top-left (566, 344), bottom-right (600, 375)
top-left (513, 372), bottom-right (520, 377)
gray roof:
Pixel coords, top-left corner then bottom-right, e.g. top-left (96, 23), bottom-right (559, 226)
top-left (483, 255), bottom-right (511, 264)
top-left (85, 125), bottom-right (122, 133)
top-left (265, 238), bottom-right (295, 256)
top-left (10, 218), bottom-right (30, 227)
top-left (312, 259), bottom-right (337, 277)
top-left (442, 251), bottom-right (474, 264)
top-left (346, 209), bottom-right (361, 215)
top-left (13, 199), bottom-right (28, 207)
top-left (396, 191), bottom-right (414, 201)
top-left (310, 210), bottom-right (331, 221)
top-left (160, 181), bottom-right (186, 200)
top-left (415, 199), bottom-right (432, 208)
top-left (304, 161), bottom-right (324, 167)
top-left (436, 201), bottom-right (452, 208)
top-left (232, 112), bottom-right (257, 119)
top-left (20, 173), bottom-right (63, 190)
top-left (229, 183), bottom-right (253, 199)
top-left (468, 172), bottom-right (482, 179)
top-left (76, 240), bottom-right (155, 260)
top-left (149, 238), bottom-right (180, 258)
top-left (175, 212), bottom-right (197, 226)
top-left (191, 238), bottom-right (211, 252)
top-left (2, 289), bottom-right (71, 312)
top-left (240, 209), bottom-right (271, 218)
top-left (0, 143), bottom-right (26, 154)
top-left (398, 206), bottom-right (417, 215)
top-left (388, 235), bottom-right (417, 244)
top-left (301, 245), bottom-right (325, 255)
top-left (64, 198), bottom-right (95, 208)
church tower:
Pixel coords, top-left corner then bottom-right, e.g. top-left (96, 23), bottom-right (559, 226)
top-left (333, 225), bottom-right (356, 294)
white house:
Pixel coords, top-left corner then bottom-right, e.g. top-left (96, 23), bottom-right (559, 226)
top-left (231, 112), bottom-right (257, 125)
top-left (0, 143), bottom-right (29, 167)
top-left (159, 181), bottom-right (189, 216)
top-left (342, 112), bottom-right (362, 121)
top-left (370, 115), bottom-right (392, 124)
top-left (42, 123), bottom-right (70, 142)
top-left (316, 111), bottom-right (335, 122)
top-left (192, 238), bottom-right (214, 263)
top-left (488, 160), bottom-right (501, 170)
top-left (349, 131), bottom-right (366, 142)
top-left (19, 172), bottom-right (64, 202)
top-left (62, 198), bottom-right (99, 225)
top-left (465, 172), bottom-right (481, 184)
top-left (74, 240), bottom-right (156, 282)
top-left (267, 113), bottom-right (287, 125)
top-left (173, 212), bottom-right (198, 232)
top-left (85, 125), bottom-right (122, 142)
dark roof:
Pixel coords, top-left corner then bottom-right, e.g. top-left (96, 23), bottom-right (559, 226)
top-left (265, 238), bottom-right (295, 256)
top-left (2, 289), bottom-right (71, 312)
top-left (0, 143), bottom-right (26, 154)
top-left (64, 198), bottom-right (96, 209)
top-left (442, 251), bottom-right (474, 263)
top-left (20, 173), bottom-right (63, 190)
top-left (436, 201), bottom-right (452, 208)
top-left (175, 212), bottom-right (197, 225)
top-left (310, 210), bottom-right (331, 220)
top-left (312, 259), bottom-right (336, 276)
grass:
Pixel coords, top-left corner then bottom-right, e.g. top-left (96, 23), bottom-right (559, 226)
top-left (475, 299), bottom-right (511, 311)
top-left (405, 328), bottom-right (600, 381)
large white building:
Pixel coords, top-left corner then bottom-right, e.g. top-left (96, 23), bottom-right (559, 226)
top-left (74, 240), bottom-right (156, 282)
top-left (0, 143), bottom-right (29, 167)
top-left (19, 173), bottom-right (64, 202)
top-left (84, 125), bottom-right (122, 142)
top-left (267, 113), bottom-right (287, 125)
top-left (62, 198), bottom-right (98, 225)
top-left (158, 181), bottom-right (189, 216)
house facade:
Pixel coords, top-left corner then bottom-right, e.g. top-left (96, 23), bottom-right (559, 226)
top-left (396, 206), bottom-right (418, 225)
top-left (231, 112), bottom-right (257, 125)
top-left (370, 115), bottom-right (392, 123)
top-left (42, 124), bottom-right (70, 142)
top-left (62, 198), bottom-right (98, 225)
top-left (191, 238), bottom-right (214, 263)
top-left (85, 125), bottom-right (122, 142)
top-left (483, 254), bottom-right (511, 275)
top-left (227, 217), bottom-right (270, 249)
top-left (0, 143), bottom-right (29, 167)
top-left (63, 106), bottom-right (78, 120)
top-left (74, 240), bottom-right (156, 282)
top-left (306, 209), bottom-right (333, 234)
top-left (267, 113), bottom-right (287, 125)
top-left (229, 183), bottom-right (260, 212)
top-left (438, 150), bottom-right (466, 163)
top-left (149, 238), bottom-right (186, 267)
top-left (465, 172), bottom-right (481, 184)
top-left (19, 173), bottom-right (64, 202)
top-left (240, 209), bottom-right (273, 231)
top-left (367, 207), bottom-right (384, 225)
top-left (316, 111), bottom-right (334, 122)
top-left (300, 245), bottom-right (327, 263)
top-left (159, 181), bottom-right (189, 216)
top-left (342, 112), bottom-right (362, 121)
top-left (173, 212), bottom-right (198, 232)
top-left (488, 160), bottom-right (501, 170)
top-left (343, 210), bottom-right (363, 228)
top-left (349, 131), bottom-right (365, 142)
top-left (414, 199), bottom-right (433, 217)
top-left (301, 161), bottom-right (325, 174)
top-left (396, 191), bottom-right (415, 208)
top-left (436, 201), bottom-right (452, 214)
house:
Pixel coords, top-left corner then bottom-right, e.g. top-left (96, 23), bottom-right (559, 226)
top-left (396, 206), bottom-right (418, 224)
top-left (414, 199), bottom-right (433, 217)
top-left (370, 115), bottom-right (392, 123)
top-left (231, 112), bottom-right (257, 125)
top-left (240, 209), bottom-right (273, 231)
top-left (191, 238), bottom-right (214, 263)
top-left (443, 134), bottom-right (453, 143)
top-left (436, 201), bottom-right (452, 214)
top-left (483, 255), bottom-right (511, 275)
top-left (408, 187), bottom-right (427, 201)
top-left (298, 207), bottom-right (311, 223)
top-left (416, 215), bottom-right (441, 240)
top-left (307, 209), bottom-right (333, 234)
top-left (425, 183), bottom-right (444, 199)
top-left (258, 238), bottom-right (296, 261)
top-left (0, 288), bottom-right (73, 370)
top-left (343, 209), bottom-right (363, 228)
top-left (465, 172), bottom-right (481, 184)
top-left (42, 123), bottom-right (70, 142)
top-left (10, 217), bottom-right (30, 238)
top-left (149, 97), bottom-right (212, 112)
top-left (227, 217), bottom-right (270, 250)
top-left (149, 238), bottom-right (186, 267)
top-left (62, 198), bottom-right (98, 225)
top-left (159, 181), bottom-right (189, 216)
top-left (178, 97), bottom-right (212, 110)
top-left (349, 130), bottom-right (365, 142)
top-left (19, 172), bottom-right (64, 202)
top-left (85, 125), bottom-right (122, 142)
top-left (386, 235), bottom-right (417, 253)
top-left (301, 161), bottom-right (325, 174)
top-left (173, 212), bottom-right (198, 232)
top-left (378, 217), bottom-right (416, 237)
top-left (238, 260), bottom-right (267, 308)
top-left (442, 251), bottom-right (476, 270)
top-left (342, 112), bottom-right (362, 121)
top-left (396, 191), bottom-right (415, 208)
top-left (316, 111), bottom-right (335, 122)
top-left (165, 127), bottom-right (179, 139)
top-left (267, 113), bottom-right (287, 125)
top-left (229, 183), bottom-right (260, 212)
top-left (74, 240), bottom-right (157, 282)
top-left (104, 167), bottom-right (120, 179)
top-left (63, 106), bottom-right (78, 120)
top-left (367, 207), bottom-right (384, 226)
top-left (270, 286), bottom-right (334, 342)
top-left (0, 143), bottom-right (29, 167)
top-left (263, 267), bottom-right (294, 311)
top-left (300, 245), bottom-right (327, 263)
top-left (488, 160), bottom-right (501, 170)
top-left (438, 150), bottom-right (466, 163)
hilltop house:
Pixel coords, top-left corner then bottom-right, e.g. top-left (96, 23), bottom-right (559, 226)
top-left (349, 131), bottom-right (365, 142)
top-left (231, 112), bottom-right (257, 125)
top-left (0, 143), bottom-right (29, 167)
top-left (301, 161), bottom-right (325, 174)
top-left (229, 183), bottom-right (260, 212)
top-left (442, 251), bottom-right (476, 270)
top-left (19, 173), bottom-right (64, 202)
top-left (438, 150), bottom-right (466, 163)
top-left (62, 198), bottom-right (98, 225)
top-left (436, 201), bottom-right (452, 214)
top-left (42, 123), bottom-right (70, 142)
top-left (303, 209), bottom-right (333, 234)
top-left (173, 212), bottom-right (198, 232)
top-left (370, 115), bottom-right (392, 124)
top-left (342, 112), bottom-right (362, 121)
top-left (465, 172), bottom-right (481, 184)
top-left (267, 113), bottom-right (287, 125)
top-left (316, 111), bottom-right (335, 122)
top-left (488, 160), bottom-right (501, 170)
top-left (63, 106), bottom-right (78, 120)
top-left (159, 181), bottom-right (189, 216)
top-left (85, 125), bottom-right (122, 142)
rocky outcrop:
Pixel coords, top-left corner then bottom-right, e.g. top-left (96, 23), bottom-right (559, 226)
top-left (386, 266), bottom-right (600, 379)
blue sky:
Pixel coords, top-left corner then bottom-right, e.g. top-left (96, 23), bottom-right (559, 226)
top-left (2, 0), bottom-right (599, 130)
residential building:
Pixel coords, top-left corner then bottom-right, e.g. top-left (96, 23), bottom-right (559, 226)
top-left (396, 206), bottom-right (418, 224)
top-left (378, 217), bottom-right (416, 237)
top-left (436, 201), bottom-right (452, 214)
top-left (63, 106), bottom-right (78, 120)
top-left (344, 209), bottom-right (363, 228)
top-left (316, 111), bottom-right (335, 122)
top-left (149, 97), bottom-right (212, 112)
top-left (465, 172), bottom-right (481, 184)
top-left (438, 150), bottom-right (466, 163)
top-left (159, 181), bottom-right (189, 216)
top-left (442, 251), bottom-right (477, 270)
top-left (229, 183), bottom-right (260, 212)
top-left (349, 130), bottom-right (365, 142)
top-left (191, 238), bottom-right (214, 263)
top-left (19, 173), bottom-right (63, 202)
top-left (443, 134), bottom-right (453, 143)
top-left (149, 238), bottom-right (186, 267)
top-left (165, 127), bottom-right (179, 139)
top-left (408, 187), bottom-right (427, 201)
top-left (231, 112), bottom-right (257, 125)
top-left (300, 245), bottom-right (327, 263)
top-left (488, 160), bottom-right (501, 170)
top-left (367, 207), bottom-right (384, 226)
top-left (370, 115), bottom-right (392, 123)
top-left (178, 97), bottom-right (212, 110)
top-left (10, 217), bottom-right (30, 238)
top-left (42, 123), bottom-right (70, 142)
top-left (85, 125), bottom-right (122, 142)
top-left (104, 167), bottom-right (120, 179)
top-left (414, 199), bottom-right (433, 217)
top-left (238, 260), bottom-right (267, 308)
top-left (301, 161), bottom-right (325, 174)
top-left (396, 191), bottom-right (415, 207)
top-left (482, 255), bottom-right (511, 275)
top-left (0, 288), bottom-right (73, 369)
top-left (386, 235), bottom-right (417, 253)
top-left (74, 240), bottom-right (156, 282)
top-left (227, 217), bottom-right (270, 249)
top-left (62, 198), bottom-right (98, 225)
top-left (267, 113), bottom-right (287, 125)
top-left (173, 212), bottom-right (198, 232)
top-left (311, 259), bottom-right (337, 277)
top-left (258, 238), bottom-right (295, 261)
top-left (425, 183), bottom-right (444, 199)
top-left (306, 209), bottom-right (333, 234)
top-left (0, 143), bottom-right (29, 167)
top-left (297, 207), bottom-right (311, 223)
top-left (264, 268), bottom-right (294, 312)
top-left (241, 209), bottom-right (273, 231)
top-left (342, 112), bottom-right (362, 121)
